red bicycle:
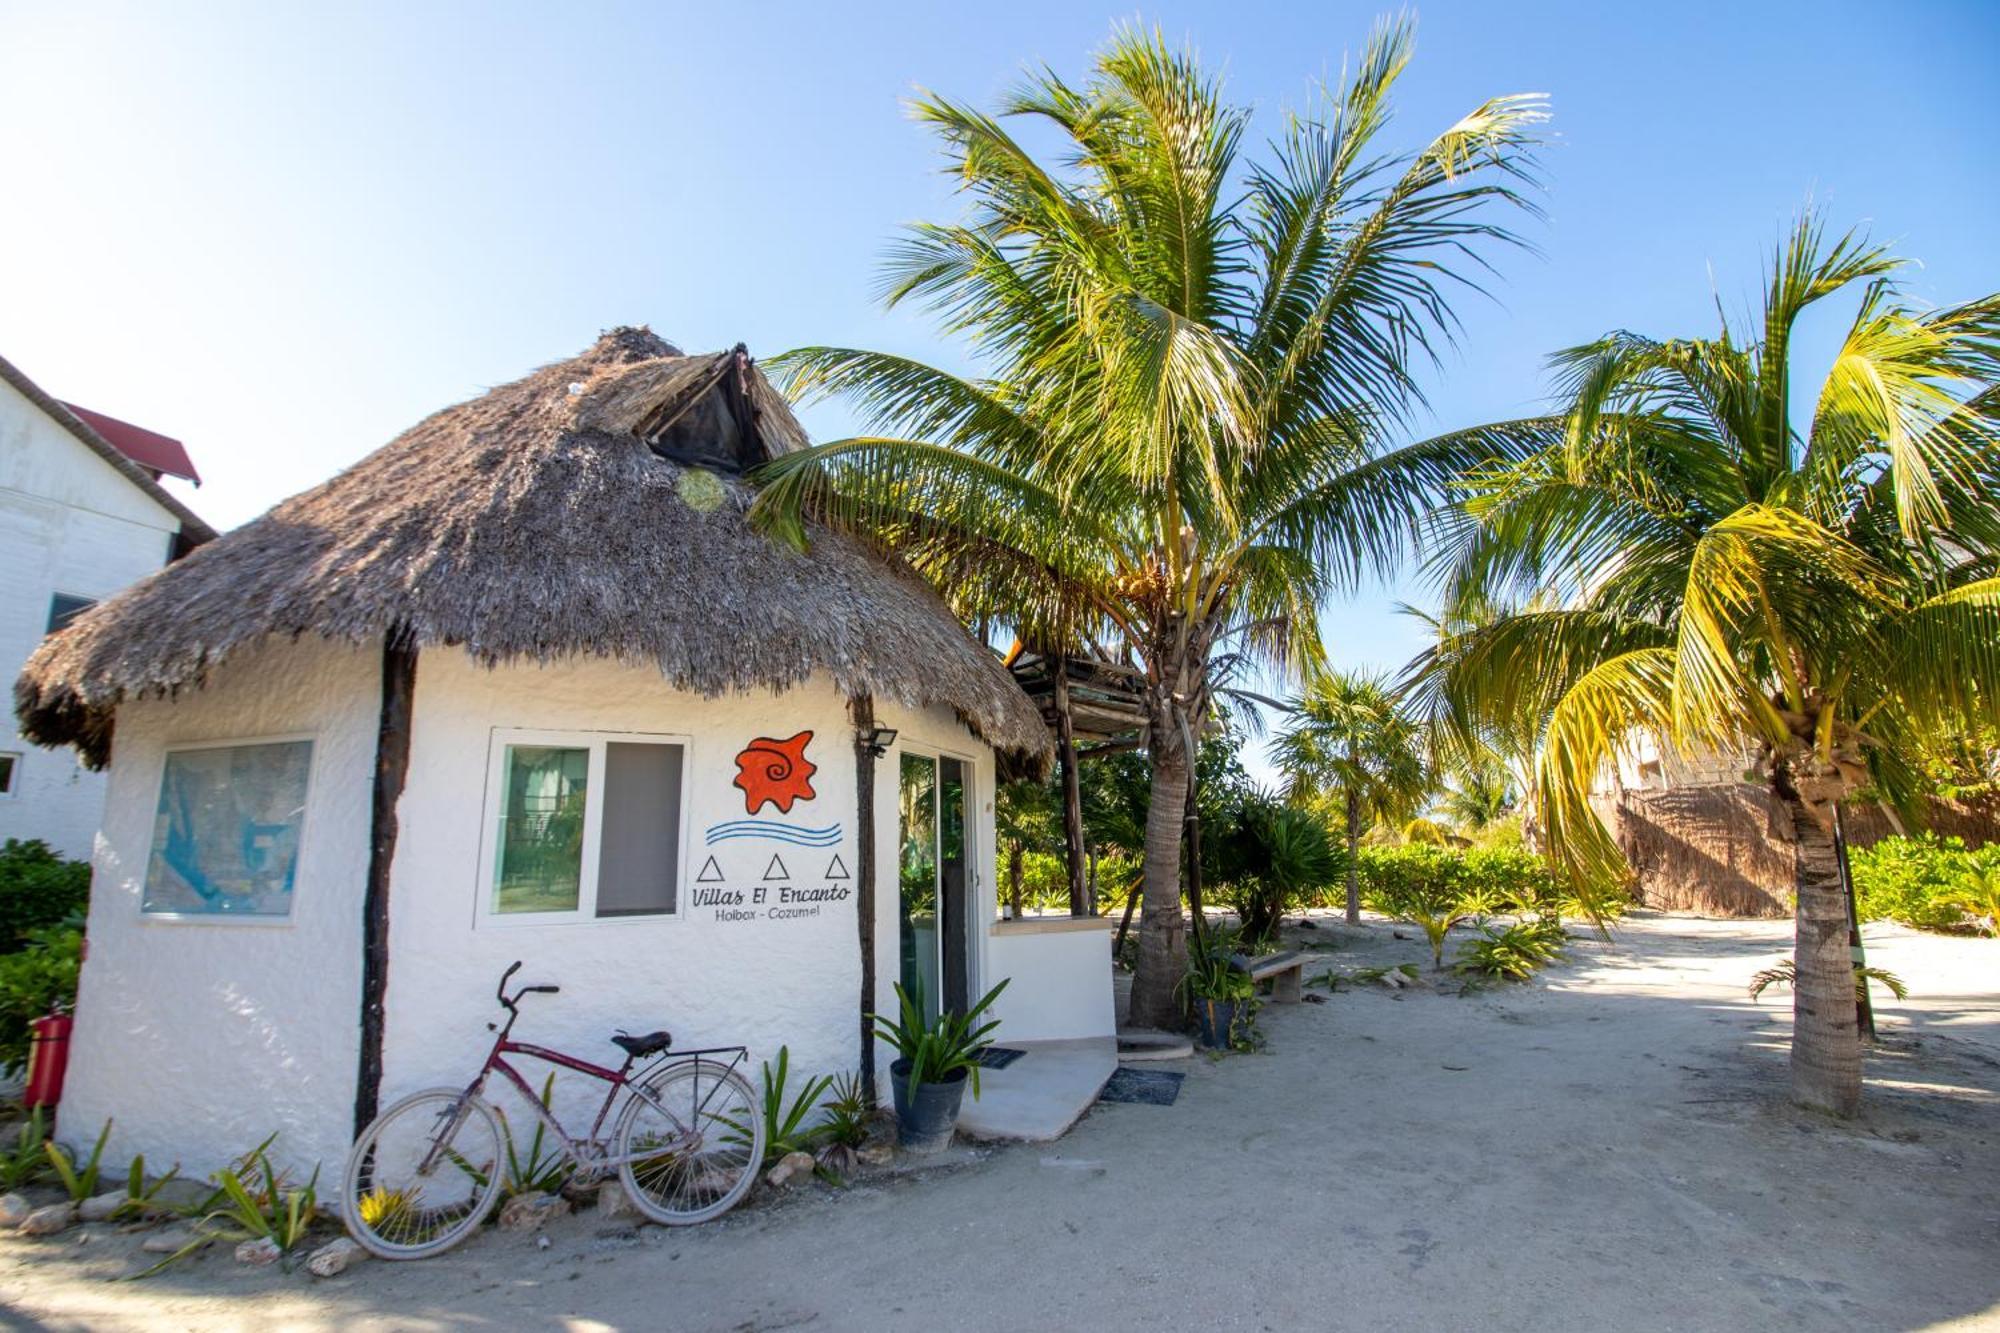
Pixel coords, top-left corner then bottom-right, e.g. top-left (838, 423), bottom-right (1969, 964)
top-left (341, 962), bottom-right (764, 1259)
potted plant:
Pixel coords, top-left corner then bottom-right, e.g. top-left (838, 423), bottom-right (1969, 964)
top-left (872, 978), bottom-right (1008, 1153)
top-left (1179, 933), bottom-right (1256, 1050)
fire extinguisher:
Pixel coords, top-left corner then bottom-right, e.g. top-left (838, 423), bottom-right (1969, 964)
top-left (24, 1013), bottom-right (72, 1110)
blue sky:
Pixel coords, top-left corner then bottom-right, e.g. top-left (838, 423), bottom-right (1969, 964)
top-left (3, 0), bottom-right (1995, 768)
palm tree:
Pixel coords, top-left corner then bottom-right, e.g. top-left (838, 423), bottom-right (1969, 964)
top-left (750, 21), bottom-right (1547, 1028)
top-left (1272, 670), bottom-right (1431, 923)
top-left (1426, 215), bottom-right (2000, 1115)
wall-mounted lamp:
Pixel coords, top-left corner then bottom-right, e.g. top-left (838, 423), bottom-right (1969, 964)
top-left (858, 725), bottom-right (899, 757)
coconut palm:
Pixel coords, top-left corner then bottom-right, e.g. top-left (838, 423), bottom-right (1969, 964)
top-left (1426, 215), bottom-right (2000, 1114)
top-left (1272, 670), bottom-right (1432, 923)
top-left (750, 21), bottom-right (1546, 1028)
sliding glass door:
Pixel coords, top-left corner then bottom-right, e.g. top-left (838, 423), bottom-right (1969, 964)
top-left (898, 752), bottom-right (970, 1023)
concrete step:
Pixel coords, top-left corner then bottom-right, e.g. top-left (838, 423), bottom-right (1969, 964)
top-left (1115, 1028), bottom-right (1194, 1061)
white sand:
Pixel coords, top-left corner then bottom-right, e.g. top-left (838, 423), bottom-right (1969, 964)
top-left (1, 911), bottom-right (1995, 1331)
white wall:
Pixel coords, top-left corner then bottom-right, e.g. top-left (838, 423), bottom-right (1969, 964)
top-left (0, 376), bottom-right (183, 859)
top-left (61, 638), bottom-right (379, 1178)
top-left (985, 922), bottom-right (1117, 1043)
top-left (64, 636), bottom-right (1109, 1177)
top-left (381, 653), bottom-right (873, 1138)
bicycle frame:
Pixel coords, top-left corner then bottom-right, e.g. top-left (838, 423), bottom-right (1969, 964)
top-left (445, 984), bottom-right (749, 1176)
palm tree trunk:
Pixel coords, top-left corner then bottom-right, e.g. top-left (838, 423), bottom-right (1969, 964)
top-left (1129, 702), bottom-right (1192, 1031)
top-left (1774, 764), bottom-right (1861, 1116)
top-left (1344, 789), bottom-right (1362, 925)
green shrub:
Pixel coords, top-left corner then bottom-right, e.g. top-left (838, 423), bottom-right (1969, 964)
top-left (1453, 921), bottom-right (1566, 982)
top-left (0, 923), bottom-right (82, 1073)
top-left (0, 840), bottom-right (90, 953)
top-left (1851, 835), bottom-right (2000, 934)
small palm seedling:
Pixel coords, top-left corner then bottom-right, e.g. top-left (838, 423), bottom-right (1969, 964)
top-left (499, 1072), bottom-right (572, 1198)
top-left (129, 1137), bottom-right (318, 1278)
top-left (0, 1107), bottom-right (51, 1191)
top-left (44, 1118), bottom-right (112, 1203)
top-left (1749, 958), bottom-right (1909, 1004)
top-left (757, 1045), bottom-right (835, 1167)
top-left (1452, 921), bottom-right (1566, 982)
top-left (814, 1072), bottom-right (872, 1177)
top-left (112, 1154), bottom-right (182, 1221)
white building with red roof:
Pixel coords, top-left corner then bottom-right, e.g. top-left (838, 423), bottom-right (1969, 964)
top-left (0, 352), bottom-right (212, 858)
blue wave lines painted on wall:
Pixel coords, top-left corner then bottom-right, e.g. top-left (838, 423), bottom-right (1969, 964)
top-left (704, 820), bottom-right (843, 847)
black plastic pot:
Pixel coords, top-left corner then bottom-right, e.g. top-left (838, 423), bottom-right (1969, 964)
top-left (889, 1058), bottom-right (968, 1153)
top-left (1191, 998), bottom-right (1240, 1050)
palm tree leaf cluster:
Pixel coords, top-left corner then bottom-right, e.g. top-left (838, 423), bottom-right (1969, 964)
top-left (751, 19), bottom-right (1548, 1026)
top-left (1414, 214), bottom-right (2000, 1113)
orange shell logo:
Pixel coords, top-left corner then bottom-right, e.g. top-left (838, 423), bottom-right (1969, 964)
top-left (732, 732), bottom-right (818, 814)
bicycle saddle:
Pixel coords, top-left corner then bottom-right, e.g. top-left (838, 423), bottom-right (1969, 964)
top-left (612, 1029), bottom-right (672, 1058)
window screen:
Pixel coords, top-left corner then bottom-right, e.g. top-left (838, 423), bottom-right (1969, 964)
top-left (595, 742), bottom-right (684, 917)
top-left (144, 740), bottom-right (313, 916)
top-left (47, 594), bottom-right (96, 634)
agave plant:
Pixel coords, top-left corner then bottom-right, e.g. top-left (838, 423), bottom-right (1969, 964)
top-left (872, 978), bottom-right (1009, 1096)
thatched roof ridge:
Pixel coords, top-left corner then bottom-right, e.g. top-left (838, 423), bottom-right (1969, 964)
top-left (16, 328), bottom-right (1051, 771)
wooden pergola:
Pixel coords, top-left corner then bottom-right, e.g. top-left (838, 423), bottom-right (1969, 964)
top-left (1003, 645), bottom-right (1149, 916)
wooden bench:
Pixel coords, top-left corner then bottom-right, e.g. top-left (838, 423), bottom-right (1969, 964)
top-left (1230, 950), bottom-right (1305, 1003)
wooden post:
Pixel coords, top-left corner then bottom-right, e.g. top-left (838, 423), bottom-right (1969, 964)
top-left (354, 632), bottom-right (417, 1136)
top-left (1052, 656), bottom-right (1089, 916)
top-left (1184, 764), bottom-right (1206, 953)
top-left (851, 694), bottom-right (879, 1105)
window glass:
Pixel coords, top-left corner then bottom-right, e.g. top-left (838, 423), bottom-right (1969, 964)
top-left (144, 740), bottom-right (312, 916)
top-left (0, 753), bottom-right (17, 796)
top-left (46, 594), bottom-right (96, 635)
top-left (596, 742), bottom-right (683, 917)
top-left (898, 753), bottom-right (940, 1023)
top-left (494, 746), bottom-right (589, 914)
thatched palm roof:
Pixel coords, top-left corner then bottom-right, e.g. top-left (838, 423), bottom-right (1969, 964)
top-left (16, 328), bottom-right (1051, 771)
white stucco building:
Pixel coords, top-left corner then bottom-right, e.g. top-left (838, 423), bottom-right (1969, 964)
top-left (0, 354), bottom-right (212, 859)
top-left (16, 330), bottom-right (1114, 1177)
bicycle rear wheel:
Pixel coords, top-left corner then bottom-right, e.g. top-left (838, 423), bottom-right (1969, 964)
top-left (343, 1088), bottom-right (507, 1259)
top-left (615, 1059), bottom-right (761, 1225)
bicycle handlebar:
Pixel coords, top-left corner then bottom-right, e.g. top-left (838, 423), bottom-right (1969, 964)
top-left (496, 962), bottom-right (558, 1012)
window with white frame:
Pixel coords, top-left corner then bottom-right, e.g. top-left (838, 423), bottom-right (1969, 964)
top-left (143, 737), bottom-right (314, 917)
top-left (482, 731), bottom-right (687, 922)
top-left (0, 753), bottom-right (19, 797)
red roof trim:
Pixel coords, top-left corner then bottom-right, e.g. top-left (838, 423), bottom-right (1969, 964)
top-left (60, 402), bottom-right (201, 484)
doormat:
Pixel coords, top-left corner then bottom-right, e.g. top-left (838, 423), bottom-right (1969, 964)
top-left (1096, 1066), bottom-right (1184, 1107)
top-left (979, 1047), bottom-right (1026, 1070)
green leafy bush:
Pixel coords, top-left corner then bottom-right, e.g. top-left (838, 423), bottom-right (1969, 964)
top-left (0, 840), bottom-right (90, 953)
top-left (0, 923), bottom-right (82, 1072)
top-left (1851, 835), bottom-right (2000, 934)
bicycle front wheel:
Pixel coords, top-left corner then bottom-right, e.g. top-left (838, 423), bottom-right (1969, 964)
top-left (343, 1088), bottom-right (507, 1259)
top-left (615, 1060), bottom-right (762, 1225)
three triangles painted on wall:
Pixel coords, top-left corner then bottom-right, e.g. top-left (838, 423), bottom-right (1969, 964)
top-left (824, 853), bottom-right (850, 880)
top-left (762, 854), bottom-right (791, 882)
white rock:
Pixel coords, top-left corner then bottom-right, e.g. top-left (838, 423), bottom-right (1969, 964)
top-left (496, 1191), bottom-right (570, 1232)
top-left (78, 1191), bottom-right (126, 1223)
top-left (596, 1180), bottom-right (643, 1221)
top-left (306, 1236), bottom-right (366, 1278)
top-left (0, 1193), bottom-right (30, 1228)
top-left (856, 1142), bottom-right (895, 1167)
top-left (19, 1203), bottom-right (77, 1237)
top-left (764, 1149), bottom-right (817, 1189)
top-left (234, 1236), bottom-right (282, 1266)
